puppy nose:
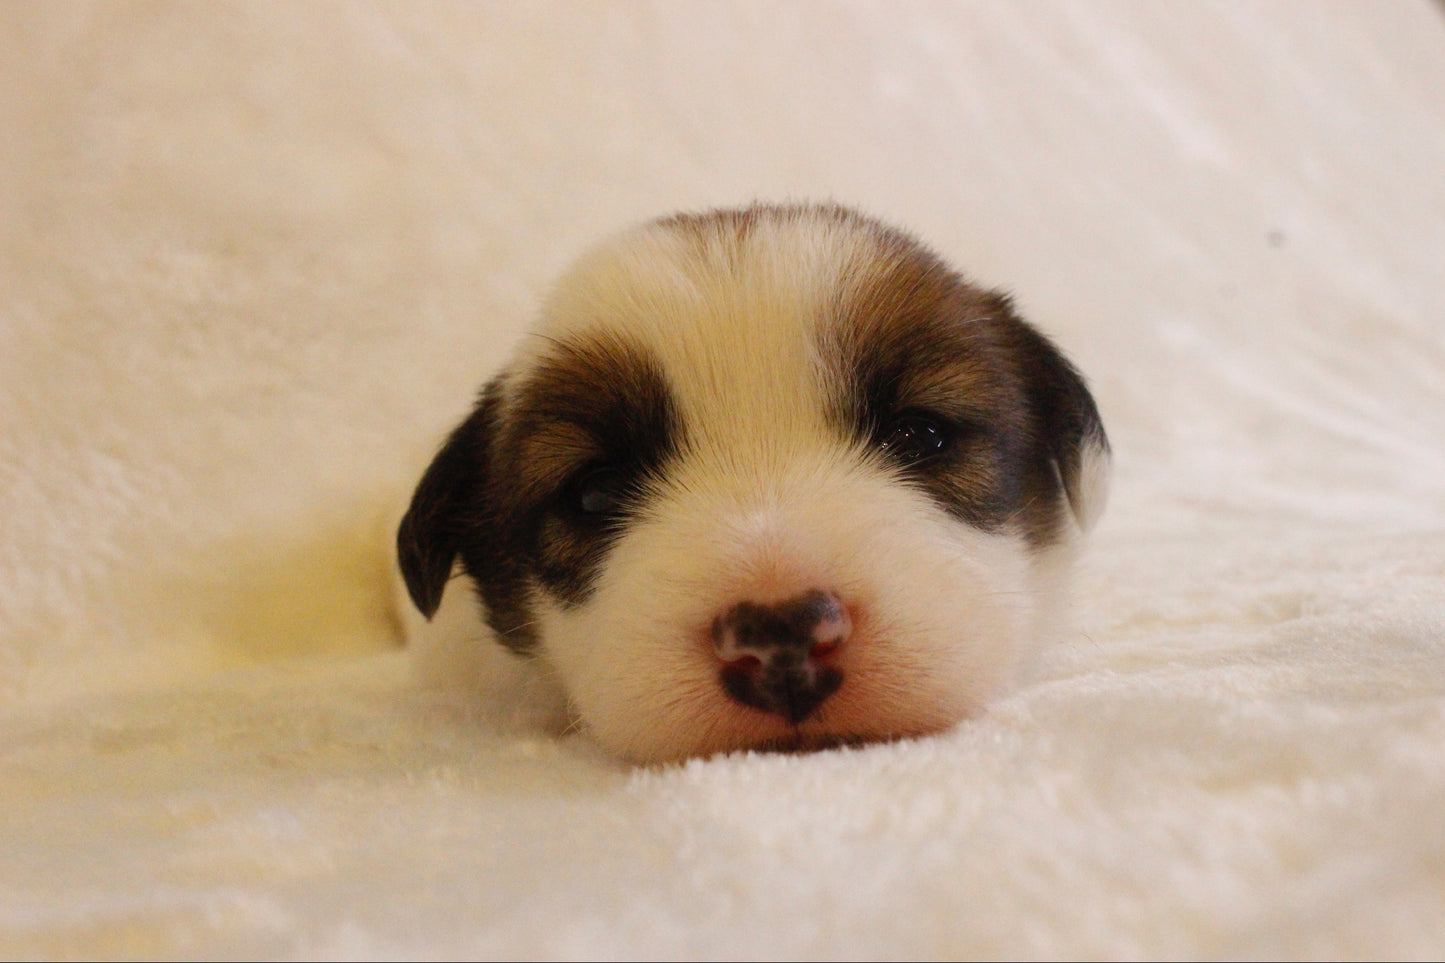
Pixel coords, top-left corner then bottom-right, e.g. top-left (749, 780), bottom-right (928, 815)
top-left (712, 589), bottom-right (850, 725)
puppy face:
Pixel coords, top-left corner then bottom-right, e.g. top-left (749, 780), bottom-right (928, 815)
top-left (398, 204), bottom-right (1108, 763)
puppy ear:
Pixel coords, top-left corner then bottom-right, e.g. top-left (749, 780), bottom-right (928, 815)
top-left (1009, 315), bottom-right (1111, 534)
top-left (396, 381), bottom-right (503, 619)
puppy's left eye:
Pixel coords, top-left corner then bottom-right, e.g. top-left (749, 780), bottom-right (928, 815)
top-left (878, 410), bottom-right (953, 466)
top-left (567, 465), bottom-right (630, 519)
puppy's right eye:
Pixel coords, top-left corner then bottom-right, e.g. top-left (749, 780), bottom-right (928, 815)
top-left (878, 409), bottom-right (954, 466)
top-left (566, 465), bottom-right (629, 519)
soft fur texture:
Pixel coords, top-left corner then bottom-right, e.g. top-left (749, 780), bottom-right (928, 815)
top-left (398, 203), bottom-right (1109, 762)
top-left (3, 2), bottom-right (1445, 958)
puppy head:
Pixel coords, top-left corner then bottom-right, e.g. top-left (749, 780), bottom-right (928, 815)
top-left (398, 203), bottom-right (1108, 763)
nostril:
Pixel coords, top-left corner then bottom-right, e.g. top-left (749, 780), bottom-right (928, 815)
top-left (809, 636), bottom-right (841, 659)
top-left (725, 653), bottom-right (764, 673)
top-left (803, 592), bottom-right (851, 657)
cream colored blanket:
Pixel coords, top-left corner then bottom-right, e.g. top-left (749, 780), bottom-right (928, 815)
top-left (3, 2), bottom-right (1443, 957)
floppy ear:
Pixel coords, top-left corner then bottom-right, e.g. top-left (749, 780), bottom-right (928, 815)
top-left (1010, 319), bottom-right (1111, 534)
top-left (396, 381), bottom-right (503, 619)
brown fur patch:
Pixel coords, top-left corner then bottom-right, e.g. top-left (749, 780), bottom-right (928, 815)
top-left (821, 216), bottom-right (1103, 547)
top-left (490, 334), bottom-right (683, 609)
top-left (397, 333), bottom-right (682, 651)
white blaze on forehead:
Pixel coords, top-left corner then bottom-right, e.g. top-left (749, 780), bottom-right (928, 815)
top-left (524, 212), bottom-right (885, 463)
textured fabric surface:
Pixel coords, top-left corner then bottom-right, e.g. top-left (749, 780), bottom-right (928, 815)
top-left (3, 2), bottom-right (1443, 957)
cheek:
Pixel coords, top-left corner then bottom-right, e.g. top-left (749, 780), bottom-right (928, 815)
top-left (533, 467), bottom-right (1042, 764)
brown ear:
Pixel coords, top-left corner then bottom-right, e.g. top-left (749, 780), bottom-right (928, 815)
top-left (396, 381), bottom-right (503, 619)
top-left (1008, 316), bottom-right (1111, 533)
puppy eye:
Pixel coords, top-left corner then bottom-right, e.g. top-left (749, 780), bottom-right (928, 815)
top-left (567, 465), bottom-right (630, 519)
top-left (878, 410), bottom-right (953, 466)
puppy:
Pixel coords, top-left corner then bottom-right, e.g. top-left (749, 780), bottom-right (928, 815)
top-left (397, 203), bottom-right (1108, 763)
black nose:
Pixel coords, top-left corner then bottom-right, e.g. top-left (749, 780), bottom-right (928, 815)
top-left (712, 589), bottom-right (850, 725)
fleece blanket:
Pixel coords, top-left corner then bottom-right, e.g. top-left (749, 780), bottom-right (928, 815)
top-left (3, 1), bottom-right (1443, 958)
